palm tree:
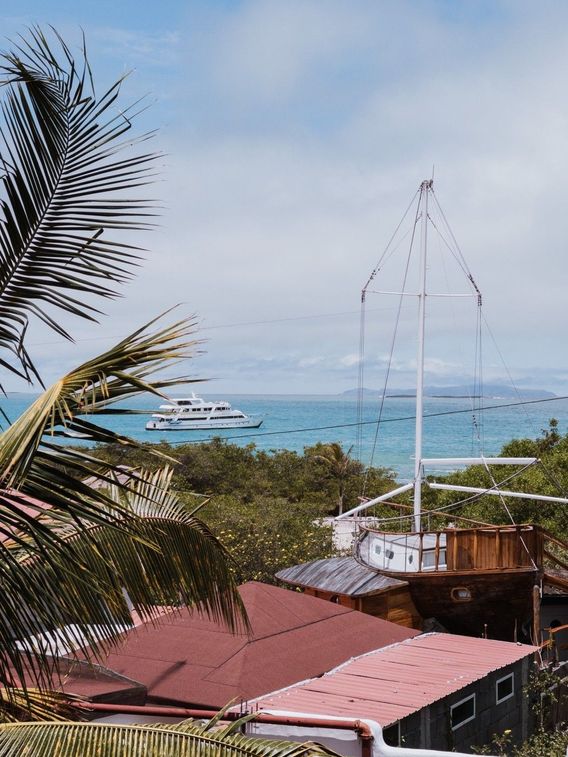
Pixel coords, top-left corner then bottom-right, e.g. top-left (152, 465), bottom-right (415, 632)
top-left (0, 19), bottom-right (243, 726)
top-left (312, 443), bottom-right (358, 516)
top-left (0, 27), bottom-right (343, 756)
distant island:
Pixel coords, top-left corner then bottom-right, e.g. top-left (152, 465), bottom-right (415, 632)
top-left (342, 385), bottom-right (557, 400)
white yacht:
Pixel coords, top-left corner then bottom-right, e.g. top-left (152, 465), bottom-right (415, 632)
top-left (145, 393), bottom-right (263, 431)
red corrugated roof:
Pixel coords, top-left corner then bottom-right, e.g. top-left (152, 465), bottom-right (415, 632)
top-left (253, 632), bottom-right (538, 726)
top-left (98, 582), bottom-right (418, 708)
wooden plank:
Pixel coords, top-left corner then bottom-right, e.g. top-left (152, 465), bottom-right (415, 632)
top-left (496, 528), bottom-right (501, 568)
top-left (473, 530), bottom-right (478, 568)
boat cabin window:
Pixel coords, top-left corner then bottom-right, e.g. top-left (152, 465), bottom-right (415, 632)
top-left (451, 587), bottom-right (472, 602)
top-left (450, 694), bottom-right (476, 730)
top-left (496, 673), bottom-right (514, 704)
top-left (372, 542), bottom-right (394, 561)
top-left (422, 549), bottom-right (446, 569)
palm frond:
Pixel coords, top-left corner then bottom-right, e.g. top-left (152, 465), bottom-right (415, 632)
top-left (0, 311), bottom-right (199, 502)
top-left (0, 466), bottom-right (246, 697)
top-left (40, 466), bottom-right (248, 633)
top-left (0, 26), bottom-right (160, 383)
top-left (0, 718), bottom-right (341, 757)
top-left (0, 687), bottom-right (78, 723)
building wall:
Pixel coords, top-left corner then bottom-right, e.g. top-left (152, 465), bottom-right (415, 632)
top-left (302, 587), bottom-right (422, 629)
top-left (396, 658), bottom-right (532, 752)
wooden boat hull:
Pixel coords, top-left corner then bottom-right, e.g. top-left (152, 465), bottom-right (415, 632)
top-left (385, 567), bottom-right (539, 641)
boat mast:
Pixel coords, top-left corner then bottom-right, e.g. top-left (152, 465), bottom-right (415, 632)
top-left (336, 178), bottom-right (568, 525)
top-left (413, 180), bottom-right (431, 532)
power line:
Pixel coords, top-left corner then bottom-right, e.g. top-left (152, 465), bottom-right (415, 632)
top-left (27, 305), bottom-right (404, 347)
top-left (142, 394), bottom-right (568, 447)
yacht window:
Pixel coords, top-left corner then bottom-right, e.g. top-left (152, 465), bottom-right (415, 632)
top-left (496, 674), bottom-right (514, 704)
top-left (408, 554), bottom-right (413, 564)
top-left (374, 544), bottom-right (382, 556)
top-left (450, 694), bottom-right (476, 730)
top-left (385, 549), bottom-right (394, 560)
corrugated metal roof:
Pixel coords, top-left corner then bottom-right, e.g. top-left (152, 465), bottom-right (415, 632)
top-left (253, 632), bottom-right (538, 726)
top-left (276, 557), bottom-right (407, 597)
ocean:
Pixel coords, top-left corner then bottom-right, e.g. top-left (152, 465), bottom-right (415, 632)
top-left (4, 392), bottom-right (567, 481)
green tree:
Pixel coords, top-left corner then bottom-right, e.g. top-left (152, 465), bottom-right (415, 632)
top-left (308, 443), bottom-right (359, 515)
top-left (200, 494), bottom-right (336, 584)
top-left (425, 419), bottom-right (568, 539)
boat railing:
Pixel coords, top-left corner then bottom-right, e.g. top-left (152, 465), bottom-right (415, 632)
top-left (356, 523), bottom-right (544, 573)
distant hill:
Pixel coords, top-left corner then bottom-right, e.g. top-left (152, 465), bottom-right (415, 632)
top-left (342, 385), bottom-right (557, 400)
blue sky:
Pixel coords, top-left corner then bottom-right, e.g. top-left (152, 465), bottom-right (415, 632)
top-left (1, 1), bottom-right (568, 395)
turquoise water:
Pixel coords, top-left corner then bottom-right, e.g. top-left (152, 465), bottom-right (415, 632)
top-left (4, 392), bottom-right (567, 481)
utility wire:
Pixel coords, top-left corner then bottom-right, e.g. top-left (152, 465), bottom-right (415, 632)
top-left (135, 394), bottom-right (568, 447)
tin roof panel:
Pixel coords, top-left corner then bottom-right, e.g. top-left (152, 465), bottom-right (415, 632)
top-left (276, 557), bottom-right (407, 596)
top-left (253, 632), bottom-right (537, 726)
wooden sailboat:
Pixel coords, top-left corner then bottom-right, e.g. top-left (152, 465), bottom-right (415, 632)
top-left (337, 179), bottom-right (568, 642)
top-left (280, 179), bottom-right (568, 643)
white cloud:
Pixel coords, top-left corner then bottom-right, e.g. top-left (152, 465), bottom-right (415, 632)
top-left (2, 3), bottom-right (568, 397)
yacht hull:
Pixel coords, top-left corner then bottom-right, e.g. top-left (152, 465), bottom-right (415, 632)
top-left (146, 418), bottom-right (263, 431)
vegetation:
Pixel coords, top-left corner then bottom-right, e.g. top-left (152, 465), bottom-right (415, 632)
top-left (89, 438), bottom-right (398, 581)
top-left (473, 728), bottom-right (568, 757)
top-left (0, 713), bottom-right (340, 756)
top-left (200, 495), bottom-right (336, 584)
top-left (88, 419), bottom-right (568, 578)
top-left (92, 438), bottom-right (396, 510)
top-left (422, 419), bottom-right (568, 540)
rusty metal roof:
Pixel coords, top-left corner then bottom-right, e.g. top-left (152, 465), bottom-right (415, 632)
top-left (253, 632), bottom-right (538, 726)
top-left (276, 557), bottom-right (407, 597)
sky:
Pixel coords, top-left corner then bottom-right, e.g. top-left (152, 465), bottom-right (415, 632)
top-left (1, 0), bottom-right (568, 395)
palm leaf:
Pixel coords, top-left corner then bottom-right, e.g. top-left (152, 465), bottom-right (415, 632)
top-left (1, 467), bottom-right (246, 698)
top-left (0, 310), bottom-right (199, 504)
top-left (0, 718), bottom-right (341, 756)
top-left (0, 688), bottom-right (78, 723)
top-left (0, 26), bottom-right (160, 383)
top-left (0, 313), bottom-right (248, 695)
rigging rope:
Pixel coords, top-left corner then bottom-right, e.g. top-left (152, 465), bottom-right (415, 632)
top-left (367, 460), bottom-right (541, 527)
top-left (363, 196), bottom-right (421, 495)
top-left (481, 457), bottom-right (538, 570)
